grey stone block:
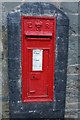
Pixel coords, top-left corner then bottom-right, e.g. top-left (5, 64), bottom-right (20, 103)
top-left (69, 14), bottom-right (78, 34)
top-left (68, 35), bottom-right (78, 65)
top-left (66, 96), bottom-right (78, 103)
top-left (67, 65), bottom-right (79, 75)
top-left (2, 101), bottom-right (9, 118)
top-left (61, 2), bottom-right (78, 13)
top-left (2, 29), bottom-right (8, 59)
top-left (65, 74), bottom-right (78, 118)
top-left (65, 110), bottom-right (78, 118)
top-left (66, 102), bottom-right (78, 110)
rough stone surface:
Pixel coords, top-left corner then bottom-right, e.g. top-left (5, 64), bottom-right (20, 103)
top-left (7, 2), bottom-right (69, 119)
top-left (60, 2), bottom-right (79, 118)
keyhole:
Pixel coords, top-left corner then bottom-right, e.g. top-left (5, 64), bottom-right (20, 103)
top-left (32, 76), bottom-right (35, 79)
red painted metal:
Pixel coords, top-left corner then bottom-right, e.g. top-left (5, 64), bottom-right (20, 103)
top-left (21, 16), bottom-right (56, 102)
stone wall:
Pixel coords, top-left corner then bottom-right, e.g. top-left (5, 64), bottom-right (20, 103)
top-left (1, 2), bottom-right (79, 119)
top-left (0, 3), bottom-right (2, 120)
top-left (60, 2), bottom-right (79, 118)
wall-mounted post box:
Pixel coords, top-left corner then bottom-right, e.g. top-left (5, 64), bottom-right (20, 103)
top-left (22, 16), bottom-right (56, 102)
top-left (8, 3), bottom-right (69, 118)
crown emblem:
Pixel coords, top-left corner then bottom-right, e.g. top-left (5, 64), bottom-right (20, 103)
top-left (35, 20), bottom-right (42, 31)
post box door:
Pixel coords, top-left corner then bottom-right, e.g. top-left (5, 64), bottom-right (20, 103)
top-left (28, 49), bottom-right (50, 97)
top-left (22, 16), bottom-right (56, 102)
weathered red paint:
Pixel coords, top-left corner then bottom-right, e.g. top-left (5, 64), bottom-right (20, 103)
top-left (21, 16), bottom-right (56, 102)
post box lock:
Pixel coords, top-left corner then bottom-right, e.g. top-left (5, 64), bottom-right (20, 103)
top-left (31, 75), bottom-right (35, 80)
top-left (22, 16), bottom-right (56, 102)
top-left (30, 73), bottom-right (41, 80)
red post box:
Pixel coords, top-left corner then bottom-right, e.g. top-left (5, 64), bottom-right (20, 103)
top-left (22, 16), bottom-right (56, 102)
